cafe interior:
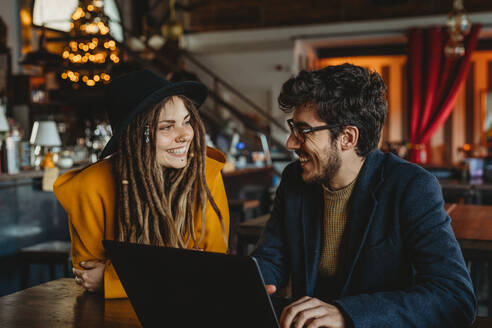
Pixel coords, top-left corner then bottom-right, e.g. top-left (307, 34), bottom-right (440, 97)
top-left (1, 0), bottom-right (492, 325)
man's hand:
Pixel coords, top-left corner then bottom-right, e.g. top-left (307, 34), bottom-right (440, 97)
top-left (73, 260), bottom-right (105, 293)
top-left (280, 296), bottom-right (345, 328)
top-left (266, 284), bottom-right (277, 295)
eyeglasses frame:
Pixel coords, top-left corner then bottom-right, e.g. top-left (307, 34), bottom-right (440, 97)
top-left (286, 118), bottom-right (340, 142)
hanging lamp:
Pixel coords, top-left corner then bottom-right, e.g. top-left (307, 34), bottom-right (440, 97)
top-left (161, 0), bottom-right (183, 42)
top-left (444, 0), bottom-right (471, 57)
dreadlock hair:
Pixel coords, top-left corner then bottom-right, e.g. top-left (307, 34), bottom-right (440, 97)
top-left (113, 95), bottom-right (227, 249)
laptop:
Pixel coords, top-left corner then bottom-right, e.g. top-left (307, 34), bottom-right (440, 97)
top-left (103, 240), bottom-right (281, 328)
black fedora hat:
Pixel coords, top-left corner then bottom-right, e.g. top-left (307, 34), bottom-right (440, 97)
top-left (100, 69), bottom-right (207, 159)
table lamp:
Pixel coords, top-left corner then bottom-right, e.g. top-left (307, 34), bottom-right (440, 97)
top-left (0, 103), bottom-right (8, 138)
top-left (30, 121), bottom-right (62, 169)
top-left (0, 104), bottom-right (8, 174)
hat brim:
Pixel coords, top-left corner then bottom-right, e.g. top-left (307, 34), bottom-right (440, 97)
top-left (100, 81), bottom-right (207, 159)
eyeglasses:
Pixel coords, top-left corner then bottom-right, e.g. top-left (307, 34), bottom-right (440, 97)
top-left (286, 119), bottom-right (339, 142)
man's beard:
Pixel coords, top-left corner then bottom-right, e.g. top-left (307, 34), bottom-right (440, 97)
top-left (304, 148), bottom-right (341, 185)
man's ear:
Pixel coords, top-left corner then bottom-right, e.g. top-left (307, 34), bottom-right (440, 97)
top-left (339, 126), bottom-right (359, 151)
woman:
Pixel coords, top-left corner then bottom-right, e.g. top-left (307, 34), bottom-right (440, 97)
top-left (54, 70), bottom-right (229, 298)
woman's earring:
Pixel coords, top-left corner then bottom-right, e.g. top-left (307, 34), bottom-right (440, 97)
top-left (144, 124), bottom-right (150, 144)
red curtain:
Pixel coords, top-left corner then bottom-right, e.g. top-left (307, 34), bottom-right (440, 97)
top-left (408, 24), bottom-right (481, 164)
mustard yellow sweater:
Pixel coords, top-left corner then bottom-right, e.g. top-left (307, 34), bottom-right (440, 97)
top-left (318, 180), bottom-right (356, 277)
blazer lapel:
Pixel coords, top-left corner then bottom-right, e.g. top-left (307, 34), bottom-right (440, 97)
top-left (301, 182), bottom-right (324, 296)
top-left (340, 150), bottom-right (385, 296)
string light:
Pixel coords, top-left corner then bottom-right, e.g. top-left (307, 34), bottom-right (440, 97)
top-left (61, 0), bottom-right (119, 87)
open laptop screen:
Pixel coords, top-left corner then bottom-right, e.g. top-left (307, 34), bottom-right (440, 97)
top-left (103, 240), bottom-right (279, 328)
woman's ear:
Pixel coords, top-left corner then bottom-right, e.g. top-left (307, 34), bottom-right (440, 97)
top-left (340, 126), bottom-right (359, 151)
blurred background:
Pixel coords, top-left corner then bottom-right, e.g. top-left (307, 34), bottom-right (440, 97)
top-left (1, 0), bottom-right (492, 315)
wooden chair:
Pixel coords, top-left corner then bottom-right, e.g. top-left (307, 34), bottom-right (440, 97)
top-left (236, 213), bottom-right (268, 255)
top-left (473, 316), bottom-right (492, 327)
top-left (18, 240), bottom-right (71, 289)
top-left (228, 199), bottom-right (260, 255)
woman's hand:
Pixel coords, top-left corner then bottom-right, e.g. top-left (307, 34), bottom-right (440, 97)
top-left (73, 260), bottom-right (105, 293)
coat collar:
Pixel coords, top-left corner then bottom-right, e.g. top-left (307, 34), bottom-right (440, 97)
top-left (301, 180), bottom-right (324, 296)
top-left (340, 150), bottom-right (386, 295)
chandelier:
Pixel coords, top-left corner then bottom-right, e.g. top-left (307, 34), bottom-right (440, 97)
top-left (61, 0), bottom-right (119, 87)
top-left (444, 0), bottom-right (471, 57)
top-left (161, 0), bottom-right (183, 41)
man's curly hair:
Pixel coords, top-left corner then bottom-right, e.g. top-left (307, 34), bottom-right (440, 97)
top-left (278, 63), bottom-right (388, 157)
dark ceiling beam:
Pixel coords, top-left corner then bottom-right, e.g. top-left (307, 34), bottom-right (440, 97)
top-left (317, 44), bottom-right (406, 58)
top-left (317, 38), bottom-right (492, 59)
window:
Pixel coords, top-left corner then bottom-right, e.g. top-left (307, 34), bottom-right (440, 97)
top-left (32, 0), bottom-right (123, 42)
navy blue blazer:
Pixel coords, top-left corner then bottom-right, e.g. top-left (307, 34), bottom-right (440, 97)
top-left (253, 150), bottom-right (476, 327)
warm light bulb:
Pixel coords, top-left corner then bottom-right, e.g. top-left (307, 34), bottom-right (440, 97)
top-left (20, 9), bottom-right (31, 25)
top-left (72, 7), bottom-right (84, 20)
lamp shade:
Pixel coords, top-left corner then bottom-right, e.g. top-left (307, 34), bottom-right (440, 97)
top-left (0, 104), bottom-right (8, 132)
top-left (30, 121), bottom-right (62, 146)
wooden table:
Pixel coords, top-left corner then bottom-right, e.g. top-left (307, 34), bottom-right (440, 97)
top-left (446, 204), bottom-right (492, 259)
top-left (445, 203), bottom-right (492, 315)
top-left (0, 278), bottom-right (490, 327)
top-left (0, 278), bottom-right (141, 327)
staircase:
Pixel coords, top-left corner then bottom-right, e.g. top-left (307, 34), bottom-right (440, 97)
top-left (182, 51), bottom-right (294, 176)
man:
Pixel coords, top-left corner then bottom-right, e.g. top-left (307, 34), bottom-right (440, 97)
top-left (252, 63), bottom-right (476, 327)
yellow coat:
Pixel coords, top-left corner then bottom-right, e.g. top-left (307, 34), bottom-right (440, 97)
top-left (54, 147), bottom-right (229, 299)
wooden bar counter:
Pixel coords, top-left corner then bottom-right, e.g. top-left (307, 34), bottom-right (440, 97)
top-left (0, 276), bottom-right (491, 327)
top-left (0, 278), bottom-right (140, 327)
